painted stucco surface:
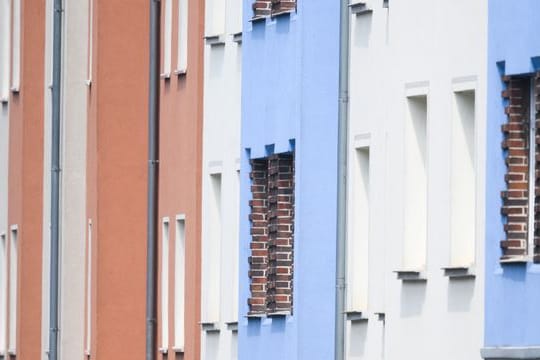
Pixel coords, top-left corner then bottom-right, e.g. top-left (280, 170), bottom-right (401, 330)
top-left (238, 1), bottom-right (340, 359)
top-left (200, 0), bottom-right (242, 359)
top-left (485, 0), bottom-right (540, 348)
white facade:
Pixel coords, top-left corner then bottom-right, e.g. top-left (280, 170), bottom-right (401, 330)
top-left (41, 1), bottom-right (89, 358)
top-left (201, 0), bottom-right (242, 358)
top-left (346, 0), bottom-right (486, 359)
top-left (0, 0), bottom-right (10, 354)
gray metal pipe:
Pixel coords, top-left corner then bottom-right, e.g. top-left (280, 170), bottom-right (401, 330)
top-left (335, 0), bottom-right (350, 359)
top-left (48, 0), bottom-right (63, 358)
top-left (145, 0), bottom-right (160, 359)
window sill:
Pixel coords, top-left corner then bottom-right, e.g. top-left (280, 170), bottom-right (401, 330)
top-left (0, 96), bottom-right (7, 104)
top-left (85, 79), bottom-right (92, 87)
top-left (250, 16), bottom-right (267, 23)
top-left (500, 255), bottom-right (529, 264)
top-left (394, 269), bottom-right (427, 281)
top-left (200, 321), bottom-right (220, 332)
top-left (226, 321), bottom-right (238, 331)
top-left (173, 69), bottom-right (186, 76)
top-left (349, 2), bottom-right (373, 15)
top-left (267, 311), bottom-right (290, 318)
top-left (345, 311), bottom-right (368, 322)
top-left (172, 347), bottom-right (184, 354)
top-left (10, 87), bottom-right (19, 94)
top-left (160, 72), bottom-right (171, 80)
top-left (204, 34), bottom-right (226, 46)
top-left (441, 266), bottom-right (475, 279)
top-left (271, 9), bottom-right (295, 18)
top-left (481, 346), bottom-right (540, 359)
top-left (158, 347), bottom-right (168, 354)
top-left (246, 313), bottom-right (266, 320)
top-left (231, 32), bottom-right (242, 44)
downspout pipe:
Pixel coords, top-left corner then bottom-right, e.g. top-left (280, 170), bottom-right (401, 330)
top-left (145, 0), bottom-right (160, 359)
top-left (335, 0), bottom-right (350, 359)
top-left (49, 0), bottom-right (63, 359)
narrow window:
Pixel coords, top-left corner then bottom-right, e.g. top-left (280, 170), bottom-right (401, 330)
top-left (404, 96), bottom-right (428, 270)
top-left (347, 147), bottom-right (370, 312)
top-left (173, 216), bottom-right (185, 351)
top-left (162, 0), bottom-right (172, 78)
top-left (500, 76), bottom-right (531, 261)
top-left (205, 0), bottom-right (225, 37)
top-left (202, 174), bottom-right (222, 323)
top-left (86, 0), bottom-right (93, 85)
top-left (0, 0), bottom-right (10, 99)
top-left (248, 152), bottom-right (295, 315)
top-left (85, 221), bottom-right (92, 356)
top-left (229, 170), bottom-right (240, 321)
top-left (161, 219), bottom-right (170, 350)
top-left (0, 233), bottom-right (6, 353)
top-left (8, 227), bottom-right (18, 354)
top-left (450, 91), bottom-right (476, 266)
top-left (11, 0), bottom-right (20, 92)
top-left (176, 0), bottom-right (188, 74)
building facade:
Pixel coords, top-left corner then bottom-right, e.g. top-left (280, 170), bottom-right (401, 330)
top-left (85, 0), bottom-right (149, 358)
top-left (346, 0), bottom-right (486, 359)
top-left (157, 0), bottom-right (204, 358)
top-left (200, 0), bottom-right (242, 359)
top-left (238, 1), bottom-right (341, 359)
top-left (483, 1), bottom-right (540, 359)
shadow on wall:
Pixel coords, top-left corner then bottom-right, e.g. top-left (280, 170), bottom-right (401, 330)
top-left (348, 321), bottom-right (368, 358)
top-left (400, 281), bottom-right (427, 317)
top-left (205, 332), bottom-right (220, 359)
top-left (353, 13), bottom-right (373, 48)
top-left (275, 14), bottom-right (291, 34)
top-left (247, 318), bottom-right (262, 337)
top-left (209, 45), bottom-right (225, 79)
top-left (447, 278), bottom-right (475, 313)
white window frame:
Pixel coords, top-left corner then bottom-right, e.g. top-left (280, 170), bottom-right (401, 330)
top-left (0, 0), bottom-right (11, 101)
top-left (0, 233), bottom-right (7, 354)
top-left (347, 139), bottom-right (371, 313)
top-left (86, 0), bottom-right (93, 86)
top-left (160, 218), bottom-right (170, 352)
top-left (403, 92), bottom-right (429, 272)
top-left (175, 0), bottom-right (188, 75)
top-left (449, 87), bottom-right (477, 267)
top-left (8, 225), bottom-right (18, 355)
top-left (85, 220), bottom-right (92, 356)
top-left (11, 0), bottom-right (21, 92)
top-left (161, 0), bottom-right (172, 78)
top-left (173, 215), bottom-right (185, 351)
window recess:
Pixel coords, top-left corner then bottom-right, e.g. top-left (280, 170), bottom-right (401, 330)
top-left (395, 94), bottom-right (428, 281)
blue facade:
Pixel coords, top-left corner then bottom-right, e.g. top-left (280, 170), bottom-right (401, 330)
top-left (238, 1), bottom-right (340, 359)
top-left (485, 0), bottom-right (540, 348)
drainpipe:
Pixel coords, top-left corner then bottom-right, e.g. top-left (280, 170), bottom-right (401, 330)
top-left (145, 0), bottom-right (160, 359)
top-left (48, 0), bottom-right (63, 358)
top-left (335, 0), bottom-right (350, 359)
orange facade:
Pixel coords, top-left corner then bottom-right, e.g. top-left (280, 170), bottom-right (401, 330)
top-left (7, 0), bottom-right (46, 358)
top-left (86, 0), bottom-right (149, 358)
top-left (157, 0), bottom-right (204, 359)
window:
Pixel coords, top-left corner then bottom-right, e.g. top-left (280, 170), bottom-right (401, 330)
top-left (0, 233), bottom-right (6, 354)
top-left (161, 219), bottom-right (170, 351)
top-left (252, 0), bottom-right (296, 19)
top-left (174, 216), bottom-right (185, 351)
top-left (500, 74), bottom-right (540, 262)
top-left (8, 226), bottom-right (17, 354)
top-left (85, 221), bottom-right (92, 356)
top-left (205, 0), bottom-right (225, 37)
top-left (176, 0), bottom-right (188, 74)
top-left (450, 90), bottom-right (476, 267)
top-left (403, 95), bottom-right (428, 272)
top-left (86, 0), bottom-right (93, 85)
top-left (0, 0), bottom-right (10, 100)
top-left (248, 152), bottom-right (294, 316)
top-left (162, 0), bottom-right (172, 78)
top-left (202, 173), bottom-right (222, 324)
top-left (11, 0), bottom-right (20, 92)
top-left (347, 146), bottom-right (370, 313)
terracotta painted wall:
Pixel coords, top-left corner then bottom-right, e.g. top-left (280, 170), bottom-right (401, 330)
top-left (157, 0), bottom-right (204, 359)
top-left (7, 0), bottom-right (46, 358)
top-left (86, 0), bottom-right (148, 358)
